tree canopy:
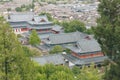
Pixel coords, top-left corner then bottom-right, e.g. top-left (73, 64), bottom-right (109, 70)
top-left (34, 64), bottom-right (75, 80)
top-left (49, 45), bottom-right (63, 54)
top-left (94, 0), bottom-right (120, 60)
top-left (0, 17), bottom-right (36, 80)
top-left (77, 65), bottom-right (102, 80)
top-left (29, 30), bottom-right (41, 45)
top-left (61, 20), bottom-right (86, 33)
top-left (94, 0), bottom-right (120, 80)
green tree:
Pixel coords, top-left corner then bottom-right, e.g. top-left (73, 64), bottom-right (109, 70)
top-left (49, 71), bottom-right (74, 80)
top-left (85, 28), bottom-right (94, 34)
top-left (104, 63), bottom-right (120, 80)
top-left (61, 20), bottom-right (86, 33)
top-left (49, 45), bottom-right (63, 54)
top-left (29, 30), bottom-right (41, 45)
top-left (22, 46), bottom-right (41, 57)
top-left (34, 64), bottom-right (74, 80)
top-left (77, 65), bottom-right (102, 80)
top-left (15, 7), bottom-right (22, 12)
top-left (39, 12), bottom-right (53, 21)
top-left (0, 17), bottom-right (36, 80)
top-left (94, 0), bottom-right (120, 80)
top-left (72, 66), bottom-right (81, 76)
top-left (94, 0), bottom-right (120, 60)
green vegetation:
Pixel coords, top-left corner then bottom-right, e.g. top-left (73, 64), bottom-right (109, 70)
top-left (29, 30), bottom-right (41, 45)
top-left (94, 0), bottom-right (120, 60)
top-left (0, 16), bottom-right (36, 80)
top-left (39, 12), bottom-right (60, 25)
top-left (61, 20), bottom-right (86, 33)
top-left (50, 45), bottom-right (63, 54)
top-left (85, 28), bottom-right (94, 34)
top-left (22, 46), bottom-right (41, 57)
top-left (35, 64), bottom-right (74, 80)
top-left (64, 48), bottom-right (71, 54)
top-left (34, 63), bottom-right (102, 80)
top-left (77, 65), bottom-right (102, 80)
top-left (0, 16), bottom-right (103, 80)
top-left (39, 12), bottom-right (53, 21)
top-left (1, 0), bottom-right (120, 79)
top-left (39, 12), bottom-right (93, 34)
top-left (94, 0), bottom-right (120, 80)
top-left (72, 66), bottom-right (81, 76)
top-left (15, 4), bottom-right (35, 12)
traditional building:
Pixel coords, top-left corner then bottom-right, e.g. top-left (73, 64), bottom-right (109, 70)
top-left (36, 31), bottom-right (85, 51)
top-left (7, 12), bottom-right (34, 34)
top-left (42, 31), bottom-right (87, 47)
top-left (38, 31), bottom-right (107, 66)
top-left (28, 15), bottom-right (54, 34)
top-left (7, 12), bottom-right (62, 34)
top-left (64, 39), bottom-right (107, 67)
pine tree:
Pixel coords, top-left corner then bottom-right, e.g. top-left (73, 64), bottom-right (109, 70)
top-left (29, 30), bottom-right (41, 45)
top-left (0, 17), bottom-right (36, 80)
top-left (94, 0), bottom-right (120, 61)
top-left (94, 0), bottom-right (120, 80)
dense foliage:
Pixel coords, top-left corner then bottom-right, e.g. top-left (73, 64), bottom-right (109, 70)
top-left (77, 65), bottom-right (102, 80)
top-left (94, 0), bottom-right (120, 60)
top-left (29, 30), bottom-right (41, 45)
top-left (34, 63), bottom-right (103, 80)
top-left (94, 0), bottom-right (120, 80)
top-left (15, 4), bottom-right (34, 12)
top-left (61, 20), bottom-right (86, 33)
top-left (22, 46), bottom-right (41, 57)
top-left (49, 45), bottom-right (63, 54)
top-left (0, 17), bottom-right (36, 80)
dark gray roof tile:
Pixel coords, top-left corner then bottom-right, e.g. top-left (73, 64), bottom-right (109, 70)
top-left (45, 31), bottom-right (88, 44)
top-left (32, 54), bottom-right (65, 65)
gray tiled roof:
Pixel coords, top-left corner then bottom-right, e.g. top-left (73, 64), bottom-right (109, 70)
top-left (66, 39), bottom-right (101, 53)
top-left (27, 15), bottom-right (53, 25)
top-left (28, 21), bottom-right (53, 25)
top-left (29, 26), bottom-right (52, 29)
top-left (38, 33), bottom-right (53, 39)
top-left (28, 15), bottom-right (53, 25)
top-left (31, 54), bottom-right (65, 65)
top-left (9, 22), bottom-right (28, 28)
top-left (34, 15), bottom-right (49, 23)
top-left (52, 25), bottom-right (62, 32)
top-left (77, 39), bottom-right (101, 53)
top-left (45, 31), bottom-right (88, 44)
top-left (63, 54), bottom-right (108, 65)
top-left (7, 12), bottom-right (34, 22)
top-left (7, 13), bottom-right (54, 29)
